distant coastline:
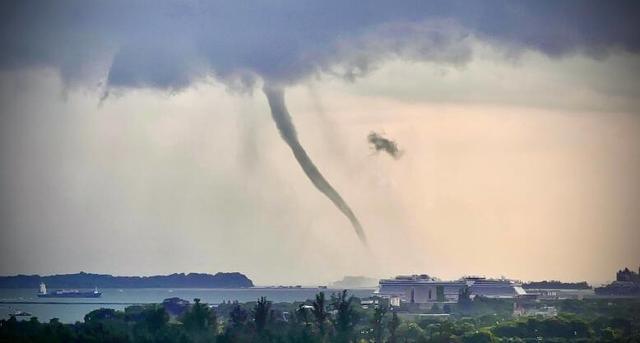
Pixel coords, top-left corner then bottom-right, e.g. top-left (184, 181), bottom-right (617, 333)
top-left (330, 276), bottom-right (379, 289)
top-left (0, 272), bottom-right (254, 289)
top-left (522, 280), bottom-right (591, 290)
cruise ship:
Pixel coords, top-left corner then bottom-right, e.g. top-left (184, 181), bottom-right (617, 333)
top-left (464, 276), bottom-right (527, 298)
top-left (377, 274), bottom-right (526, 304)
top-left (37, 282), bottom-right (102, 298)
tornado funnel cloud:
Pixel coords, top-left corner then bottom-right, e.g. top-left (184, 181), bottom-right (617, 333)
top-left (263, 85), bottom-right (367, 245)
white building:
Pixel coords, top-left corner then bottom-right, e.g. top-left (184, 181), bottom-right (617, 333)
top-left (377, 274), bottom-right (526, 305)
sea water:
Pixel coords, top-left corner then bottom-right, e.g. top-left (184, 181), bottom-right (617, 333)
top-left (0, 288), bottom-right (375, 323)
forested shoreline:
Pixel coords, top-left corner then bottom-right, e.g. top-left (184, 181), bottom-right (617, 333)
top-left (2, 290), bottom-right (639, 342)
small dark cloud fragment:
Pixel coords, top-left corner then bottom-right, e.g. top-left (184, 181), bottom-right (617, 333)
top-left (368, 132), bottom-right (402, 159)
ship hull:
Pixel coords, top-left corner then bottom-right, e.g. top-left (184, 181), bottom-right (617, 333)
top-left (37, 292), bottom-right (102, 298)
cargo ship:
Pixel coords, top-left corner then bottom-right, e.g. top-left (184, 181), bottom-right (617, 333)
top-left (37, 282), bottom-right (102, 298)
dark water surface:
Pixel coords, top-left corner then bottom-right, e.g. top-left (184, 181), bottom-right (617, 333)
top-left (0, 288), bottom-right (375, 323)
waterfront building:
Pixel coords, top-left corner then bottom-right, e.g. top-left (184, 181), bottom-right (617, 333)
top-left (377, 274), bottom-right (527, 305)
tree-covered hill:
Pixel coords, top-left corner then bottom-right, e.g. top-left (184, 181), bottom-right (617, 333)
top-left (0, 272), bottom-right (254, 288)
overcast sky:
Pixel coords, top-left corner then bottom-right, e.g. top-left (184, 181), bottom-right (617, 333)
top-left (1, 1), bottom-right (639, 285)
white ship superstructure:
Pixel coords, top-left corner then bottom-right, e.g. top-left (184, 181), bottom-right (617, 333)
top-left (465, 276), bottom-right (527, 298)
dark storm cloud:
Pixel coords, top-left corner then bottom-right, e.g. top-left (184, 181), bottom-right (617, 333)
top-left (1, 0), bottom-right (638, 89)
top-left (368, 132), bottom-right (402, 159)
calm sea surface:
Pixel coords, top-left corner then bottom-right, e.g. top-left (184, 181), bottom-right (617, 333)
top-left (0, 288), bottom-right (375, 323)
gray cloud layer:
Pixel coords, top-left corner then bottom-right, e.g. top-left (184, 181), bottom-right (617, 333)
top-left (1, 1), bottom-right (638, 90)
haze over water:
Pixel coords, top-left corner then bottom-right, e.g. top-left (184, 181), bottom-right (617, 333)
top-left (0, 288), bottom-right (375, 323)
